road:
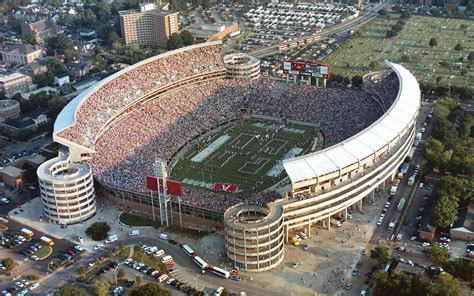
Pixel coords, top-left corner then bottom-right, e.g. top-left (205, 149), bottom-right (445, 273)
top-left (348, 101), bottom-right (434, 295)
top-left (249, 3), bottom-right (386, 58)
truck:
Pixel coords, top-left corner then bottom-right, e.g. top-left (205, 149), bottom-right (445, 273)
top-left (390, 185), bottom-right (398, 196)
top-left (330, 218), bottom-right (342, 227)
top-left (408, 176), bottom-right (415, 186)
top-left (397, 198), bottom-right (406, 211)
top-left (128, 230), bottom-right (139, 237)
top-left (288, 235), bottom-right (300, 246)
top-left (400, 162), bottom-right (410, 174)
top-left (105, 234), bottom-right (118, 244)
top-left (388, 222), bottom-right (395, 231)
top-left (406, 147), bottom-right (416, 162)
top-left (414, 132), bottom-right (422, 147)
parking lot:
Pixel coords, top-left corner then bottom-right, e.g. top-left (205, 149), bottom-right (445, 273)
top-left (235, 3), bottom-right (357, 52)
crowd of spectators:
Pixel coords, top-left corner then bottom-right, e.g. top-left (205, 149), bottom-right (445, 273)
top-left (58, 45), bottom-right (224, 148)
top-left (371, 72), bottom-right (400, 110)
top-left (58, 44), bottom-right (400, 213)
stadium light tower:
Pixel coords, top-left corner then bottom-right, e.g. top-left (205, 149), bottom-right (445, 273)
top-left (154, 159), bottom-right (171, 227)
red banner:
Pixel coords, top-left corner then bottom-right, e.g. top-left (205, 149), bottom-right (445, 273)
top-left (146, 176), bottom-right (183, 196)
top-left (146, 176), bottom-right (159, 191)
top-left (212, 183), bottom-right (238, 193)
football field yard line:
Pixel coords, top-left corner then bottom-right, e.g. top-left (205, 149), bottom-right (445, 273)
top-left (191, 134), bottom-right (231, 162)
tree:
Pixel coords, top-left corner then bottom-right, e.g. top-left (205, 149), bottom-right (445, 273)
top-left (222, 288), bottom-right (230, 296)
top-left (392, 24), bottom-right (403, 32)
top-left (454, 43), bottom-right (463, 51)
top-left (1, 258), bottom-right (16, 272)
top-left (433, 273), bottom-right (463, 296)
top-left (167, 33), bottom-right (183, 50)
top-left (131, 283), bottom-right (172, 296)
top-left (468, 52), bottom-right (473, 62)
top-left (351, 75), bottom-right (363, 87)
top-left (378, 9), bottom-right (388, 15)
top-left (47, 96), bottom-right (66, 119)
top-left (45, 36), bottom-right (77, 58)
top-left (21, 163), bottom-right (37, 185)
top-left (78, 266), bottom-right (87, 277)
top-left (444, 258), bottom-right (474, 282)
top-left (85, 222), bottom-right (110, 241)
top-left (385, 30), bottom-right (397, 38)
top-left (22, 30), bottom-right (37, 45)
top-left (368, 61), bottom-right (378, 70)
top-left (117, 268), bottom-right (126, 280)
top-left (422, 138), bottom-right (450, 172)
top-left (135, 275), bottom-right (142, 286)
top-left (118, 242), bottom-right (126, 253)
top-left (180, 30), bottom-right (194, 46)
top-left (92, 277), bottom-right (110, 296)
top-left (432, 194), bottom-right (459, 228)
top-left (400, 10), bottom-right (411, 19)
top-left (429, 38), bottom-right (438, 48)
top-left (370, 246), bottom-right (390, 265)
top-left (428, 243), bottom-right (449, 266)
top-left (372, 271), bottom-right (433, 296)
top-left (400, 54), bottom-right (411, 62)
top-left (54, 286), bottom-right (88, 296)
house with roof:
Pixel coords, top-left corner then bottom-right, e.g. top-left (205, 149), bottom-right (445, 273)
top-left (2, 107), bottom-right (48, 131)
top-left (19, 59), bottom-right (49, 77)
top-left (0, 43), bottom-right (42, 66)
top-left (450, 203), bottom-right (474, 241)
top-left (21, 19), bottom-right (58, 44)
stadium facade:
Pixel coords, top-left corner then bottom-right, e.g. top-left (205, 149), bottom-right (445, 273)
top-left (43, 41), bottom-right (420, 270)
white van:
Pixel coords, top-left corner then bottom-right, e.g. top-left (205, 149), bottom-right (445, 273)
top-left (153, 249), bottom-right (165, 257)
top-left (158, 274), bottom-right (168, 283)
top-left (159, 233), bottom-right (168, 240)
top-left (160, 255), bottom-right (173, 263)
top-left (129, 230), bottom-right (139, 236)
top-left (105, 234), bottom-right (118, 244)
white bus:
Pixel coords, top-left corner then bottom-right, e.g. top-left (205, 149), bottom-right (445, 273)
top-left (40, 236), bottom-right (54, 246)
top-left (192, 255), bottom-right (208, 271)
top-left (181, 244), bottom-right (195, 256)
top-left (208, 265), bottom-right (230, 279)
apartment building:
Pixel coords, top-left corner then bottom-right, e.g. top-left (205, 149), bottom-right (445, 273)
top-left (0, 43), bottom-right (42, 66)
top-left (119, 3), bottom-right (178, 48)
top-left (0, 73), bottom-right (34, 98)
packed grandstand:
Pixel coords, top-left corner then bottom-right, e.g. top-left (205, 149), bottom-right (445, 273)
top-left (54, 42), bottom-right (401, 214)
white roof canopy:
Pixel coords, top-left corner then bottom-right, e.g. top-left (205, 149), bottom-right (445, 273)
top-left (283, 61), bottom-right (420, 184)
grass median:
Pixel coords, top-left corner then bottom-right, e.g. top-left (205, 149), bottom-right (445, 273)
top-left (119, 213), bottom-right (161, 229)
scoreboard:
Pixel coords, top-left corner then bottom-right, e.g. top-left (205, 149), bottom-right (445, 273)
top-left (282, 59), bottom-right (330, 79)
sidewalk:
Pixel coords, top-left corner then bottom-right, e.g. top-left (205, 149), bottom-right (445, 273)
top-left (9, 197), bottom-right (128, 252)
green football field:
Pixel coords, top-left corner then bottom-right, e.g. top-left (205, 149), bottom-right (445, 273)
top-left (170, 118), bottom-right (315, 196)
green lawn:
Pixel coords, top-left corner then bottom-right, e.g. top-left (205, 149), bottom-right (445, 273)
top-left (119, 213), bottom-right (161, 228)
top-left (33, 245), bottom-right (52, 260)
top-left (324, 15), bottom-right (474, 88)
top-left (171, 118), bottom-right (314, 196)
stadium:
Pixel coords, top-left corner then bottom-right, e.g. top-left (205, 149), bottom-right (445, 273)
top-left (41, 41), bottom-right (420, 271)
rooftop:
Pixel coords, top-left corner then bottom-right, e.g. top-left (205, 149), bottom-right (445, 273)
top-left (0, 43), bottom-right (40, 55)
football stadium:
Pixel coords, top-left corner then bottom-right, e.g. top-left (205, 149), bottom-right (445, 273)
top-left (40, 41), bottom-right (420, 271)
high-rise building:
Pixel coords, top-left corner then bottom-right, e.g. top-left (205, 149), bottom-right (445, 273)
top-left (119, 3), bottom-right (178, 48)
